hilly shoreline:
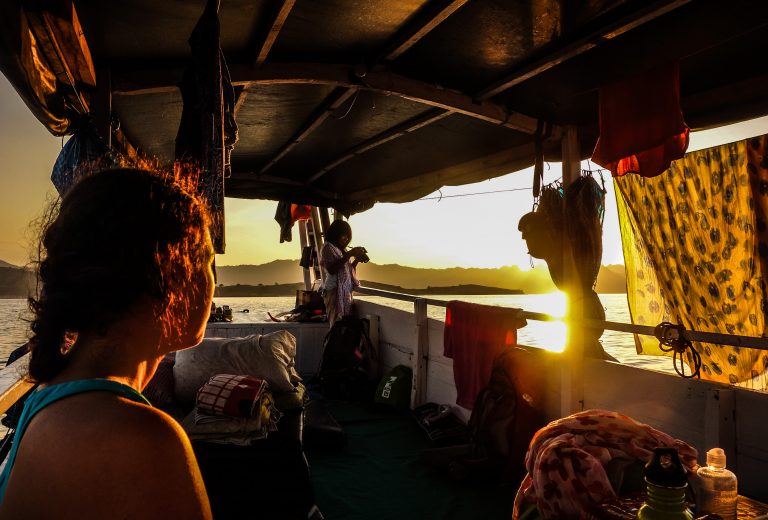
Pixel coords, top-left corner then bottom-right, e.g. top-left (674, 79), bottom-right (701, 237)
top-left (214, 260), bottom-right (627, 296)
top-left (214, 280), bottom-right (524, 298)
top-left (0, 259), bottom-right (627, 298)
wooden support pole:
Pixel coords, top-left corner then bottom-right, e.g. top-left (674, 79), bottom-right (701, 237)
top-left (92, 68), bottom-right (112, 148)
top-left (297, 220), bottom-right (312, 291)
top-left (561, 125), bottom-right (584, 417)
top-left (319, 207), bottom-right (331, 236)
top-left (705, 388), bottom-right (737, 473)
top-left (413, 298), bottom-right (429, 407)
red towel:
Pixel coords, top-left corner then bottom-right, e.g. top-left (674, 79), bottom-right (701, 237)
top-left (592, 61), bottom-right (689, 178)
top-left (444, 301), bottom-right (526, 409)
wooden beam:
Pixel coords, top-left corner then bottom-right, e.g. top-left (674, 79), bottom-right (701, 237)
top-left (380, 0), bottom-right (470, 61)
top-left (307, 109), bottom-right (452, 184)
top-left (258, 87), bottom-right (359, 174)
top-left (233, 85), bottom-right (248, 116)
top-left (476, 0), bottom-right (692, 100)
top-left (254, 0), bottom-right (296, 66)
top-left (113, 62), bottom-right (541, 134)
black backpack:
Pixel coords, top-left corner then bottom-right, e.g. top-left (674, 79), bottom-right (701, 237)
top-left (318, 317), bottom-right (377, 400)
top-left (456, 347), bottom-right (549, 483)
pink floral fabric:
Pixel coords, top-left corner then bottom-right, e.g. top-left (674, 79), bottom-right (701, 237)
top-left (320, 242), bottom-right (359, 319)
top-left (512, 409), bottom-right (698, 519)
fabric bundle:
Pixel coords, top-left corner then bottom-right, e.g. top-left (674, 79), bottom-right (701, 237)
top-left (182, 373), bottom-right (281, 445)
top-left (512, 409), bottom-right (698, 519)
top-left (616, 135), bottom-right (768, 387)
top-left (592, 61), bottom-right (689, 178)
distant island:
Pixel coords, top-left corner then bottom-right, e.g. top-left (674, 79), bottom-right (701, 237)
top-left (0, 257), bottom-right (627, 299)
top-left (360, 281), bottom-right (523, 295)
top-left (214, 260), bottom-right (627, 294)
top-left (214, 280), bottom-right (523, 298)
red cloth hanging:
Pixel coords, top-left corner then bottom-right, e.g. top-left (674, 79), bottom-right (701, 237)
top-left (592, 61), bottom-right (689, 178)
top-left (290, 204), bottom-right (312, 224)
top-left (443, 301), bottom-right (526, 409)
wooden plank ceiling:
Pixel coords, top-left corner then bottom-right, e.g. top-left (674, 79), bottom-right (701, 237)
top-left (4, 0), bottom-right (768, 213)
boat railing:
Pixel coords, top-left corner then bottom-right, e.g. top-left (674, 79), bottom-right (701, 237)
top-left (0, 353), bottom-right (33, 418)
top-left (0, 284), bottom-right (767, 417)
top-left (354, 285), bottom-right (768, 351)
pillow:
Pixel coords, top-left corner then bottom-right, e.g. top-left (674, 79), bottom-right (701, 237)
top-left (173, 331), bottom-right (301, 404)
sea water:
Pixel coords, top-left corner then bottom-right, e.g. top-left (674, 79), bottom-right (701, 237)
top-left (0, 294), bottom-right (673, 373)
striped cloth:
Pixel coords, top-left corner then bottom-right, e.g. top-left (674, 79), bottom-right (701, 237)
top-left (196, 374), bottom-right (267, 418)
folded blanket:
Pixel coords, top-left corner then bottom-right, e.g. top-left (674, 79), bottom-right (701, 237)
top-left (513, 409), bottom-right (698, 520)
top-left (181, 393), bottom-right (282, 445)
top-left (197, 373), bottom-right (267, 418)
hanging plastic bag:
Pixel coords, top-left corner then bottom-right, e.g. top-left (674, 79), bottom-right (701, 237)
top-left (51, 121), bottom-right (115, 195)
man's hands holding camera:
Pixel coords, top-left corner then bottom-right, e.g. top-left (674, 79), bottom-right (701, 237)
top-left (349, 246), bottom-right (370, 263)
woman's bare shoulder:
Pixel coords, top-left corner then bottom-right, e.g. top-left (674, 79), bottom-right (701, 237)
top-left (1, 392), bottom-right (211, 519)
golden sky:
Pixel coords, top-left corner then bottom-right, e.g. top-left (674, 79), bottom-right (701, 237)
top-left (1, 73), bottom-right (766, 269)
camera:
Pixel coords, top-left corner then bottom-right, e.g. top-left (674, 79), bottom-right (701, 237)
top-left (358, 253), bottom-right (370, 263)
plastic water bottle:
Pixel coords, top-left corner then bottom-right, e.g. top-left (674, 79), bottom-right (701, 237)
top-left (696, 448), bottom-right (737, 520)
top-left (637, 447), bottom-right (693, 520)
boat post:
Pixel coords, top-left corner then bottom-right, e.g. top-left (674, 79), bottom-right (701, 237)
top-left (413, 298), bottom-right (429, 407)
top-left (298, 220), bottom-right (313, 291)
top-left (560, 125), bottom-right (585, 416)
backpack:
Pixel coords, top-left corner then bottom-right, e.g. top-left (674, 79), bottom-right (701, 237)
top-left (318, 316), bottom-right (378, 400)
top-left (374, 365), bottom-right (412, 410)
top-left (459, 347), bottom-right (550, 483)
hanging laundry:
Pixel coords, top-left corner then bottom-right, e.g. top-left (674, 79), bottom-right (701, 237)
top-left (50, 120), bottom-right (117, 195)
top-left (274, 202), bottom-right (312, 243)
top-left (291, 204), bottom-right (312, 223)
top-left (592, 61), bottom-right (689, 178)
top-left (443, 301), bottom-right (526, 409)
top-left (616, 135), bottom-right (768, 388)
top-left (174, 0), bottom-right (239, 253)
top-left (275, 201), bottom-right (292, 243)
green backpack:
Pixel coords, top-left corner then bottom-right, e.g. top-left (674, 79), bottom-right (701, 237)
top-left (374, 365), bottom-right (413, 410)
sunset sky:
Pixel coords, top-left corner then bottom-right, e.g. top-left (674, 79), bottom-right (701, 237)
top-left (1, 73), bottom-right (766, 270)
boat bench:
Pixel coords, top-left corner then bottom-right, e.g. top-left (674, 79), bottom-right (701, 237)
top-left (142, 332), bottom-right (318, 519)
top-left (192, 409), bottom-right (314, 520)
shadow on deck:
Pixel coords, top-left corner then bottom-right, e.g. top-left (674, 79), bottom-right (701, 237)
top-left (307, 401), bottom-right (514, 520)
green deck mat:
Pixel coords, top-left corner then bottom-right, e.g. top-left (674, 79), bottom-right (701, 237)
top-left (306, 401), bottom-right (515, 519)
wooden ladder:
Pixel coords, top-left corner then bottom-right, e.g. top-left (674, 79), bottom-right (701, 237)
top-left (298, 207), bottom-right (326, 290)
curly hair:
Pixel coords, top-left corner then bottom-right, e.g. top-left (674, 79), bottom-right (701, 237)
top-left (28, 168), bottom-right (211, 382)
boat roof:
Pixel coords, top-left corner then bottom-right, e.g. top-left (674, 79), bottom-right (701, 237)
top-left (2, 0), bottom-right (768, 213)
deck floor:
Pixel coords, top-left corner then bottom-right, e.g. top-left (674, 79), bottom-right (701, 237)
top-left (306, 401), bottom-right (515, 520)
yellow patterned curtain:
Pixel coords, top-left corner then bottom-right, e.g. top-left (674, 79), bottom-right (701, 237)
top-left (615, 136), bottom-right (768, 388)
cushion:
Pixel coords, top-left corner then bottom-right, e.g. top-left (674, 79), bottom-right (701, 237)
top-left (174, 331), bottom-right (301, 404)
top-left (197, 374), bottom-right (267, 418)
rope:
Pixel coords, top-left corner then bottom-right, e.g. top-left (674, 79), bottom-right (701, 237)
top-left (417, 186), bottom-right (531, 200)
top-left (654, 322), bottom-right (702, 378)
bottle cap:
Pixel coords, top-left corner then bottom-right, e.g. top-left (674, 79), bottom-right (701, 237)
top-left (706, 448), bottom-right (726, 469)
top-left (645, 447), bottom-right (688, 488)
